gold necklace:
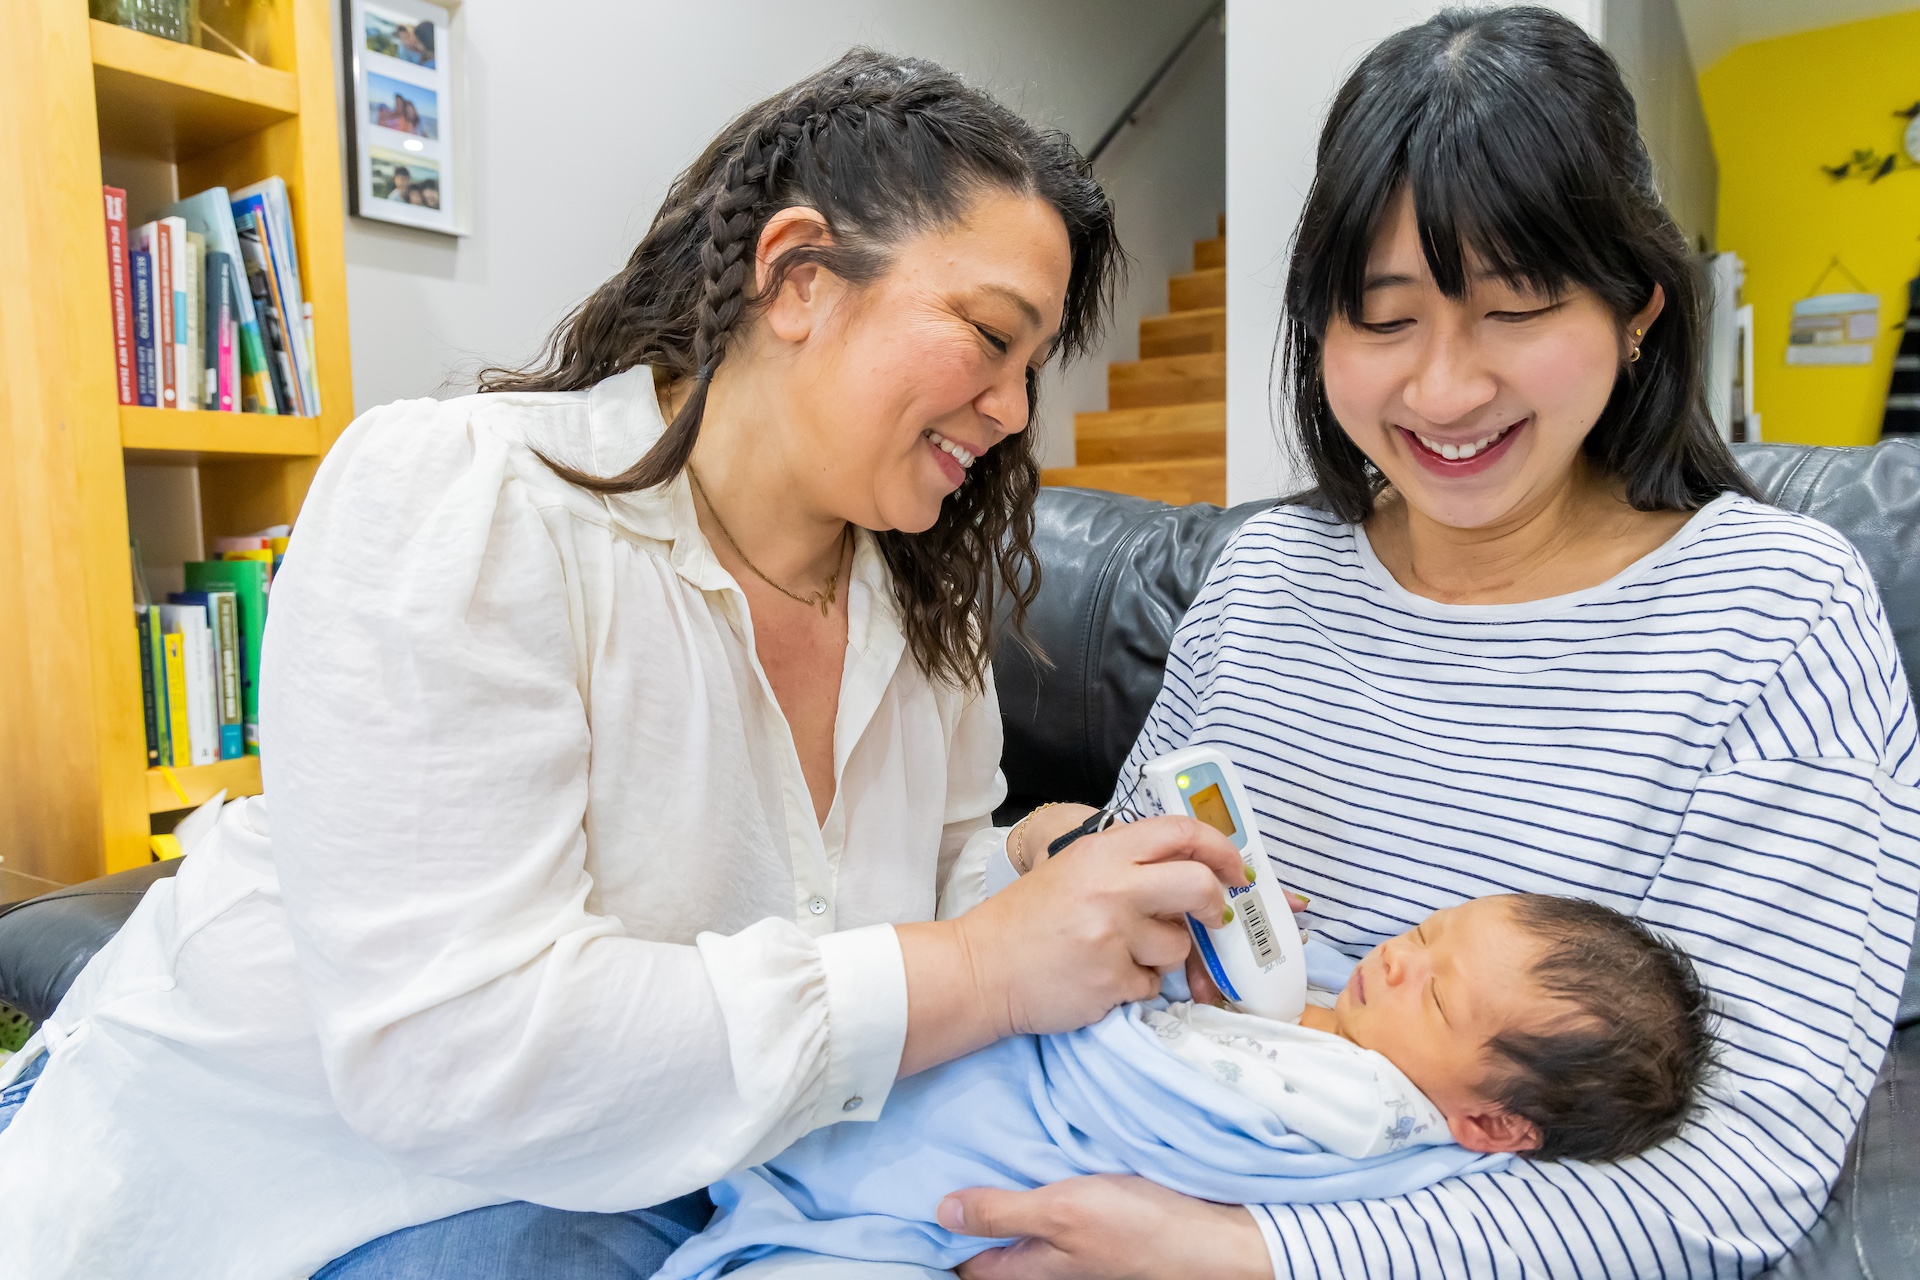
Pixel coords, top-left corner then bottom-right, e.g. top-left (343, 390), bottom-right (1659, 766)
top-left (688, 466), bottom-right (850, 617)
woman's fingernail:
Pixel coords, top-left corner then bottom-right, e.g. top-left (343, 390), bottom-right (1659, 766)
top-left (937, 1195), bottom-right (965, 1231)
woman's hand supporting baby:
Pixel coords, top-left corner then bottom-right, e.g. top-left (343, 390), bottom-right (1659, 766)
top-left (895, 816), bottom-right (1246, 1077)
top-left (941, 1175), bottom-right (1270, 1280)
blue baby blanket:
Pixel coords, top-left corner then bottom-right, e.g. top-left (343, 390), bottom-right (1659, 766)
top-left (660, 949), bottom-right (1508, 1279)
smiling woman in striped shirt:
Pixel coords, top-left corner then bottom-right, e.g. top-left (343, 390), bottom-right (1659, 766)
top-left (962, 9), bottom-right (1920, 1279)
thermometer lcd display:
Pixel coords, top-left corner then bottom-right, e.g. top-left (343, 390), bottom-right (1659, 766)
top-left (1188, 783), bottom-right (1236, 838)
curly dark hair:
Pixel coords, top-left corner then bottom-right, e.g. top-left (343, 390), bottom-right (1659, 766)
top-left (479, 49), bottom-right (1122, 689)
top-left (1489, 894), bottom-right (1719, 1163)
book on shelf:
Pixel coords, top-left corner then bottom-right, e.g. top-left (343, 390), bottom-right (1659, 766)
top-left (103, 187), bottom-right (133, 406)
top-left (184, 231), bottom-right (205, 414)
top-left (156, 603), bottom-right (218, 767)
top-left (130, 248), bottom-right (157, 407)
top-left (208, 250), bottom-right (238, 412)
top-left (169, 186), bottom-right (302, 415)
top-left (234, 209), bottom-right (303, 417)
top-left (170, 589), bottom-right (244, 759)
top-left (232, 179), bottom-right (321, 416)
top-left (104, 183), bottom-right (320, 417)
top-left (166, 216), bottom-right (188, 411)
top-left (132, 219), bottom-right (176, 406)
top-left (131, 533), bottom-right (285, 777)
top-left (132, 546), bottom-right (165, 768)
top-left (159, 629), bottom-right (191, 769)
top-left (135, 606), bottom-right (161, 766)
top-left (185, 557), bottom-right (271, 752)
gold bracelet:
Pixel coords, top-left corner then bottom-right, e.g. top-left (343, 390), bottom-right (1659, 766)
top-left (1009, 802), bottom-right (1067, 875)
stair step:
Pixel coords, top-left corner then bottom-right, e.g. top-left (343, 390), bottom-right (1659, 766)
top-left (1042, 458), bottom-right (1226, 507)
top-left (1074, 403), bottom-right (1224, 464)
top-left (1108, 353), bottom-right (1225, 409)
top-left (1139, 306), bottom-right (1224, 358)
top-left (1169, 267), bottom-right (1225, 312)
top-left (1193, 236), bottom-right (1224, 270)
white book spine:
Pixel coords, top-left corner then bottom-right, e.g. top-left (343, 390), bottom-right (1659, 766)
top-left (163, 216), bottom-right (190, 413)
top-left (188, 619), bottom-right (219, 767)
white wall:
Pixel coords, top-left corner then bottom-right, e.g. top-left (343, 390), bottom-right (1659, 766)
top-left (337, 0), bottom-right (1224, 470)
top-left (1054, 17), bottom-right (1226, 463)
top-left (1222, 1), bottom-right (1603, 505)
top-left (1674, 0), bottom-right (1920, 73)
top-left (1607, 0), bottom-right (1717, 250)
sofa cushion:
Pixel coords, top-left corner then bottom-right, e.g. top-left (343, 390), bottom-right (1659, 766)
top-left (993, 489), bottom-right (1268, 814)
top-left (0, 860), bottom-right (178, 1023)
top-left (998, 442), bottom-right (1920, 822)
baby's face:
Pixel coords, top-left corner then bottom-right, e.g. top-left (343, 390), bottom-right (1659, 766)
top-left (1318, 896), bottom-right (1557, 1152)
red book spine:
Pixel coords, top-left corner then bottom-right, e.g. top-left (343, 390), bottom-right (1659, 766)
top-left (218, 272), bottom-right (237, 412)
top-left (103, 187), bottom-right (133, 405)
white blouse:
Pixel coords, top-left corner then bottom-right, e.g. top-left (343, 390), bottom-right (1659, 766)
top-left (0, 366), bottom-right (1007, 1278)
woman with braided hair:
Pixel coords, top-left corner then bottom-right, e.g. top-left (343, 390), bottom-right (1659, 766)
top-left (0, 49), bottom-right (1257, 1280)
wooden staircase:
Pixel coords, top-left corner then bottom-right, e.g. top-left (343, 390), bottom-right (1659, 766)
top-left (1043, 220), bottom-right (1226, 506)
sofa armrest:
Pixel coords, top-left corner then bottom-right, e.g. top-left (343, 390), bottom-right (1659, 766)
top-left (1757, 1019), bottom-right (1920, 1279)
top-left (0, 860), bottom-right (179, 1023)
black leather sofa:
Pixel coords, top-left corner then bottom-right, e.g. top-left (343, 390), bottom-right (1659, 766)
top-left (3, 441), bottom-right (1916, 1278)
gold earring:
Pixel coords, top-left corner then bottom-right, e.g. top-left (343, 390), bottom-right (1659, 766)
top-left (1628, 346), bottom-right (1642, 363)
top-left (1634, 328), bottom-right (1644, 337)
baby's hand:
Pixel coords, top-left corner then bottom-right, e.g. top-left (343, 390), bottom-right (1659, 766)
top-left (1183, 948), bottom-right (1226, 1007)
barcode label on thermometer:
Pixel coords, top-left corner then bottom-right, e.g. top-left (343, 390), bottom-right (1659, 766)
top-left (1240, 888), bottom-right (1280, 968)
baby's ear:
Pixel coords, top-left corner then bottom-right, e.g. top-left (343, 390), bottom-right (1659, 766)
top-left (1448, 1106), bottom-right (1541, 1155)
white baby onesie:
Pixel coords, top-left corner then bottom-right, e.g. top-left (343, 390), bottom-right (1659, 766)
top-left (1141, 1002), bottom-right (1451, 1159)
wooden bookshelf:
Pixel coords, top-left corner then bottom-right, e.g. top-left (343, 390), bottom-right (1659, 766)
top-left (147, 757), bottom-right (263, 814)
top-left (122, 406), bottom-right (324, 459)
top-left (91, 19), bottom-right (300, 157)
top-left (2, 1), bottom-right (352, 885)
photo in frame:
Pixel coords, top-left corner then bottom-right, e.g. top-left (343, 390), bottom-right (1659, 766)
top-left (343, 0), bottom-right (462, 235)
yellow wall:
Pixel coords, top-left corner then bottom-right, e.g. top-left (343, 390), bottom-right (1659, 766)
top-left (1699, 10), bottom-right (1920, 446)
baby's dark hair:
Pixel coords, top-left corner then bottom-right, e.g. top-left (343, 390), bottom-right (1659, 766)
top-left (1487, 894), bottom-right (1717, 1163)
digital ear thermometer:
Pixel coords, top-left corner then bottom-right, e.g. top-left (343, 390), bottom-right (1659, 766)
top-left (1141, 747), bottom-right (1306, 1023)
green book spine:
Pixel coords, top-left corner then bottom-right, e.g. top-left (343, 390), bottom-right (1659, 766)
top-left (212, 591), bottom-right (243, 758)
top-left (183, 559), bottom-right (267, 753)
top-left (136, 606), bottom-right (161, 767)
top-left (147, 603), bottom-right (172, 767)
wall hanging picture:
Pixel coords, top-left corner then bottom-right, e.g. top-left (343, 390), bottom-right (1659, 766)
top-left (1819, 102), bottom-right (1920, 182)
top-left (342, 0), bottom-right (463, 235)
top-left (1786, 259), bottom-right (1880, 367)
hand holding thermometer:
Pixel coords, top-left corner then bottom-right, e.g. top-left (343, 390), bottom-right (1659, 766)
top-left (1140, 747), bottom-right (1307, 1022)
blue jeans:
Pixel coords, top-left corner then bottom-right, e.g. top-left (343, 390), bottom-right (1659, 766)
top-left (0, 1049), bottom-right (46, 1134)
top-left (315, 1192), bottom-right (715, 1279)
top-left (0, 1052), bottom-right (712, 1279)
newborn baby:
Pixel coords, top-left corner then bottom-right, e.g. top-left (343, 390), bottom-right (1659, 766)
top-left (660, 893), bottom-right (1716, 1280)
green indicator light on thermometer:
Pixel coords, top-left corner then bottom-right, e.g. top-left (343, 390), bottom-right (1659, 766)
top-left (1176, 774), bottom-right (1190, 789)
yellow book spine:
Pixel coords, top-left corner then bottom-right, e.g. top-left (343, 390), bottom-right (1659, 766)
top-left (162, 630), bottom-right (191, 767)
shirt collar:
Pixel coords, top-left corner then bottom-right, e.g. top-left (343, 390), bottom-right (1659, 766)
top-left (585, 364), bottom-right (906, 660)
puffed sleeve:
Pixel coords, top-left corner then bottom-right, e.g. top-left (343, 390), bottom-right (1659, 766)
top-left (260, 398), bottom-right (910, 1211)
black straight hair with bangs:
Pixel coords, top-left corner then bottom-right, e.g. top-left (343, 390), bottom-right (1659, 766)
top-left (1282, 5), bottom-right (1761, 523)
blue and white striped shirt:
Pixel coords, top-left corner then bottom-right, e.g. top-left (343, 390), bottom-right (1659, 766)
top-left (1114, 492), bottom-right (1920, 1279)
